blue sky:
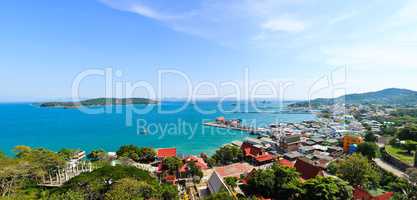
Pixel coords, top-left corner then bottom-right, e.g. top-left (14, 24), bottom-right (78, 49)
top-left (1, 0), bottom-right (417, 101)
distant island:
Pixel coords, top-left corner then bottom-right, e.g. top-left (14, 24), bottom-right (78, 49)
top-left (290, 88), bottom-right (417, 107)
top-left (39, 98), bottom-right (158, 108)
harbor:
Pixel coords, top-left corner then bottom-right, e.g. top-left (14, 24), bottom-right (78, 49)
top-left (203, 117), bottom-right (270, 135)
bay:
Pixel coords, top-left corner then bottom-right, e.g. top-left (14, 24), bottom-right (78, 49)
top-left (0, 101), bottom-right (315, 156)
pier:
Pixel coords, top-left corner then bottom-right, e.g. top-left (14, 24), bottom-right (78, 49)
top-left (203, 121), bottom-right (267, 135)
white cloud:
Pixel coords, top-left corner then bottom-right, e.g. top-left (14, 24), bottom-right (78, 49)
top-left (128, 4), bottom-right (169, 21)
top-left (99, 0), bottom-right (308, 46)
top-left (261, 18), bottom-right (305, 33)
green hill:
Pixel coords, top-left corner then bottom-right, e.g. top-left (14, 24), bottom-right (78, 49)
top-left (290, 88), bottom-right (417, 107)
top-left (40, 98), bottom-right (158, 108)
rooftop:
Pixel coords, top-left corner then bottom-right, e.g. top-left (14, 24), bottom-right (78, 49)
top-left (214, 162), bottom-right (254, 178)
top-left (157, 148), bottom-right (177, 158)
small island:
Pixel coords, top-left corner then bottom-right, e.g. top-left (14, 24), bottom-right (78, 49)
top-left (39, 98), bottom-right (158, 108)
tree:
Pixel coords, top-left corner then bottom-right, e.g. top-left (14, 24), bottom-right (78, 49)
top-left (272, 164), bottom-right (303, 199)
top-left (13, 145), bottom-right (32, 158)
top-left (137, 147), bottom-right (156, 163)
top-left (0, 158), bottom-right (31, 197)
top-left (335, 154), bottom-right (380, 187)
top-left (186, 161), bottom-right (203, 179)
top-left (364, 132), bottom-right (377, 142)
top-left (87, 149), bottom-right (107, 161)
top-left (405, 168), bottom-right (417, 183)
top-left (64, 165), bottom-right (156, 199)
top-left (402, 140), bottom-right (417, 155)
top-left (246, 164), bottom-right (302, 199)
top-left (204, 191), bottom-right (234, 200)
top-left (104, 178), bottom-right (157, 200)
top-left (357, 142), bottom-right (379, 159)
top-left (116, 145), bottom-right (156, 163)
top-left (160, 184), bottom-right (179, 200)
top-left (15, 147), bottom-right (66, 182)
top-left (162, 157), bottom-right (183, 173)
top-left (224, 177), bottom-right (238, 188)
top-left (211, 145), bottom-right (243, 165)
top-left (58, 148), bottom-right (79, 160)
top-left (301, 176), bottom-right (353, 200)
top-left (397, 126), bottom-right (417, 141)
top-left (49, 190), bottom-right (84, 200)
top-left (247, 168), bottom-right (275, 197)
top-left (381, 125), bottom-right (396, 136)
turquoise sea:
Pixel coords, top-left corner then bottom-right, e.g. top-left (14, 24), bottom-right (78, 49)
top-left (0, 101), bottom-right (315, 156)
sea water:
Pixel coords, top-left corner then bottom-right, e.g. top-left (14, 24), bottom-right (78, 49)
top-left (0, 101), bottom-right (315, 156)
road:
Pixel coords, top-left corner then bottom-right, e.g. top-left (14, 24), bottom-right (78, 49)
top-left (373, 158), bottom-right (408, 179)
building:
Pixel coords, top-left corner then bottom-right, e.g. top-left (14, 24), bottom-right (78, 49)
top-left (241, 142), bottom-right (275, 165)
top-left (283, 151), bottom-right (303, 161)
top-left (280, 134), bottom-right (301, 152)
top-left (157, 148), bottom-right (177, 159)
top-left (294, 157), bottom-right (324, 180)
top-left (278, 158), bottom-right (295, 168)
top-left (342, 135), bottom-right (363, 152)
top-left (353, 187), bottom-right (394, 200)
top-left (180, 156), bottom-right (209, 174)
top-left (207, 163), bottom-right (254, 194)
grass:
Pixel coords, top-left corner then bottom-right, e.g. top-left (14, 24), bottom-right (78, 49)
top-left (385, 145), bottom-right (415, 165)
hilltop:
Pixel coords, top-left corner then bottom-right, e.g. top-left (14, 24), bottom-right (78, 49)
top-left (39, 98), bottom-right (158, 108)
top-left (290, 88), bottom-right (417, 107)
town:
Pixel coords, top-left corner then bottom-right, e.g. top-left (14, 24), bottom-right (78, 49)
top-left (2, 101), bottom-right (416, 200)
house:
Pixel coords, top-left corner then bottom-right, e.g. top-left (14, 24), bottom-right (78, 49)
top-left (294, 157), bottom-right (324, 180)
top-left (298, 146), bottom-right (315, 154)
top-left (216, 116), bottom-right (226, 124)
top-left (283, 151), bottom-right (303, 161)
top-left (241, 142), bottom-right (276, 165)
top-left (342, 135), bottom-right (363, 152)
top-left (180, 156), bottom-right (209, 174)
top-left (353, 187), bottom-right (394, 200)
top-left (280, 134), bottom-right (301, 152)
top-left (157, 148), bottom-right (177, 159)
top-left (207, 163), bottom-right (254, 194)
top-left (278, 158), bottom-right (295, 168)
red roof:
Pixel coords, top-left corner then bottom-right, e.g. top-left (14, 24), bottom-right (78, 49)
top-left (353, 187), bottom-right (394, 200)
top-left (157, 148), bottom-right (177, 158)
top-left (164, 175), bottom-right (177, 184)
top-left (184, 156), bottom-right (208, 169)
top-left (241, 142), bottom-right (275, 163)
top-left (278, 159), bottom-right (295, 168)
top-left (255, 154), bottom-right (274, 162)
top-left (241, 142), bottom-right (263, 158)
top-left (294, 157), bottom-right (323, 180)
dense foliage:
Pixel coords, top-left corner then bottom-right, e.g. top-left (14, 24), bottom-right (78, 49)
top-left (357, 142), bottom-right (379, 159)
top-left (87, 149), bottom-right (107, 162)
top-left (162, 157), bottom-right (183, 174)
top-left (333, 154), bottom-right (380, 187)
top-left (244, 164), bottom-right (352, 200)
top-left (60, 165), bottom-right (177, 200)
top-left (301, 176), bottom-right (352, 200)
top-left (210, 145), bottom-right (243, 165)
top-left (116, 145), bottom-right (156, 163)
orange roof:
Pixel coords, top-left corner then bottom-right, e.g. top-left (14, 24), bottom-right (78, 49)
top-left (278, 159), bottom-right (295, 168)
top-left (157, 148), bottom-right (177, 158)
top-left (215, 162), bottom-right (254, 178)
